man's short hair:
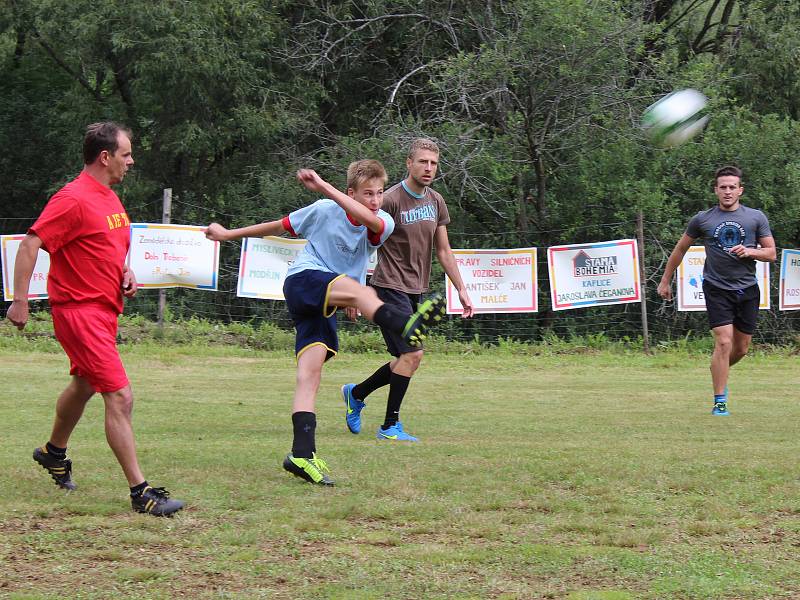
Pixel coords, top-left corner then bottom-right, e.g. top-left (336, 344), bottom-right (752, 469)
top-left (346, 159), bottom-right (388, 191)
top-left (83, 122), bottom-right (132, 165)
top-left (408, 138), bottom-right (440, 159)
top-left (714, 165), bottom-right (743, 186)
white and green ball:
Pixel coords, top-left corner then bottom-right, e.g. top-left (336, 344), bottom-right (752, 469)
top-left (641, 89), bottom-right (709, 147)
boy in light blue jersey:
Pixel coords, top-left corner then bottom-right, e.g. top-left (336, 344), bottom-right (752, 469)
top-left (204, 160), bottom-right (445, 485)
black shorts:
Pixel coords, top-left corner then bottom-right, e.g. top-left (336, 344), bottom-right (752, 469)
top-left (702, 280), bottom-right (760, 335)
top-left (372, 285), bottom-right (422, 356)
top-left (284, 270), bottom-right (344, 361)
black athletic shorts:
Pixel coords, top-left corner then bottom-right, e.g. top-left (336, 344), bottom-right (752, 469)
top-left (372, 285), bottom-right (422, 356)
top-left (702, 280), bottom-right (760, 335)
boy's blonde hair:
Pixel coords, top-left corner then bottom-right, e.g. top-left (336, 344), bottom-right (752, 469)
top-left (408, 138), bottom-right (440, 159)
top-left (347, 159), bottom-right (388, 190)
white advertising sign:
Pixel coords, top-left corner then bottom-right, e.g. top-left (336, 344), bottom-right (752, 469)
top-left (446, 248), bottom-right (538, 314)
top-left (128, 224), bottom-right (219, 290)
top-left (677, 246), bottom-right (769, 311)
top-left (547, 239), bottom-right (640, 311)
top-left (778, 249), bottom-right (800, 311)
top-left (1, 234), bottom-right (51, 301)
top-left (236, 236), bottom-right (308, 300)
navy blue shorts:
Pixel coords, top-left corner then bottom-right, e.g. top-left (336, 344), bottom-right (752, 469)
top-left (284, 270), bottom-right (345, 361)
top-left (702, 280), bottom-right (760, 335)
top-left (372, 285), bottom-right (422, 356)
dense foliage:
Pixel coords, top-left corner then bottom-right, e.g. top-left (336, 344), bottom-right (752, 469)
top-left (2, 1), bottom-right (799, 343)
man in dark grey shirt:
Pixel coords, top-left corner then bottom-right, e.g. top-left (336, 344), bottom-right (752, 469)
top-left (657, 166), bottom-right (776, 416)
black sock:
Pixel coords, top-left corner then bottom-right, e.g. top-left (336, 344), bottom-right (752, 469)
top-left (291, 411), bottom-right (316, 459)
top-left (45, 441), bottom-right (67, 459)
top-left (353, 362), bottom-right (392, 400)
top-left (373, 303), bottom-right (410, 333)
top-left (382, 372), bottom-right (411, 429)
top-left (130, 481), bottom-right (149, 496)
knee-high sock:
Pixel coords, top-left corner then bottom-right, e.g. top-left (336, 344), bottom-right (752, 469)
top-left (383, 372), bottom-right (411, 429)
top-left (352, 362), bottom-right (392, 400)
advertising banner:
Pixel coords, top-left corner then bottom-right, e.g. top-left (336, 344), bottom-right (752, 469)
top-left (779, 249), bottom-right (800, 311)
top-left (547, 240), bottom-right (640, 311)
top-left (128, 224), bottom-right (219, 290)
top-left (1, 235), bottom-right (50, 301)
top-left (446, 248), bottom-right (538, 314)
top-left (236, 236), bottom-right (308, 300)
top-left (677, 246), bottom-right (770, 311)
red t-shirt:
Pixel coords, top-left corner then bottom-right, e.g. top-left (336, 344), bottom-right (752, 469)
top-left (29, 171), bottom-right (131, 314)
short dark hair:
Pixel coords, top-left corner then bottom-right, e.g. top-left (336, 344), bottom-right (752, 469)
top-left (83, 122), bottom-right (132, 164)
top-left (714, 165), bottom-right (743, 186)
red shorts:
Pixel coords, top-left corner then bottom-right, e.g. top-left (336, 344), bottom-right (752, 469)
top-left (51, 304), bottom-right (129, 393)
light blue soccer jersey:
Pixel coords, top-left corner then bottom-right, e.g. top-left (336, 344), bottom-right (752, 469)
top-left (285, 199), bottom-right (394, 284)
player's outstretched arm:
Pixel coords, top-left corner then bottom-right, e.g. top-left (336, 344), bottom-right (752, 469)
top-left (434, 225), bottom-right (474, 318)
top-left (204, 220), bottom-right (285, 242)
top-left (657, 233), bottom-right (695, 300)
top-left (296, 169), bottom-right (384, 234)
top-left (6, 233), bottom-right (42, 330)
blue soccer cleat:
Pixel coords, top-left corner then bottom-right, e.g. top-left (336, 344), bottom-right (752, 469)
top-left (342, 383), bottom-right (365, 434)
top-left (376, 421), bottom-right (419, 442)
top-left (711, 401), bottom-right (729, 416)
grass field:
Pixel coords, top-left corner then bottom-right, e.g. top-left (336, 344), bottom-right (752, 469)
top-left (1, 343), bottom-right (799, 599)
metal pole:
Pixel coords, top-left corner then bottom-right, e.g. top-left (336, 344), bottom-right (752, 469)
top-left (157, 188), bottom-right (172, 328)
top-left (636, 211), bottom-right (651, 354)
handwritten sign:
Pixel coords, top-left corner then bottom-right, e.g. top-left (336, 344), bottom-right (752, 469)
top-left (1, 235), bottom-right (51, 301)
top-left (446, 248), bottom-right (537, 314)
top-left (677, 246), bottom-right (769, 311)
top-left (128, 224), bottom-right (219, 289)
top-left (548, 240), bottom-right (640, 311)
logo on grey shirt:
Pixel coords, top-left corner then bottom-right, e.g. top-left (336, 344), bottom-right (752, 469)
top-left (713, 221), bottom-right (746, 250)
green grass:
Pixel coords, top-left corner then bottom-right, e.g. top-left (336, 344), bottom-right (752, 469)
top-left (1, 343), bottom-right (798, 599)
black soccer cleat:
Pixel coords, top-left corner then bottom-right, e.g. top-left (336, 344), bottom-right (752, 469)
top-left (401, 293), bottom-right (446, 347)
top-left (131, 485), bottom-right (185, 517)
top-left (33, 446), bottom-right (77, 491)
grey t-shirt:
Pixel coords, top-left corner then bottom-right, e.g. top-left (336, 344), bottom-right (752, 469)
top-left (685, 205), bottom-right (772, 291)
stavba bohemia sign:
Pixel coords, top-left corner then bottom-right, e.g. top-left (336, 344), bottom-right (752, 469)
top-left (547, 240), bottom-right (641, 311)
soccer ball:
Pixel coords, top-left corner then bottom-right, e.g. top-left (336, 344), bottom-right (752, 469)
top-left (641, 89), bottom-right (709, 147)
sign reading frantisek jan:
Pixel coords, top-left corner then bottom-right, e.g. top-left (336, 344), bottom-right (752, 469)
top-left (0, 234), bottom-right (51, 301)
top-left (446, 248), bottom-right (538, 314)
top-left (128, 224), bottom-right (219, 290)
top-left (677, 246), bottom-right (770, 311)
top-left (547, 239), bottom-right (640, 311)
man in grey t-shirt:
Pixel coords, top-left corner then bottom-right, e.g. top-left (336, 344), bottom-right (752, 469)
top-left (657, 166), bottom-right (776, 416)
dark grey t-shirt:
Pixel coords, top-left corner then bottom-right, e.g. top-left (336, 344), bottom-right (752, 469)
top-left (685, 205), bottom-right (772, 291)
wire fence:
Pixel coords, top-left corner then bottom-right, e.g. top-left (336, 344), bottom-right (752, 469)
top-left (3, 207), bottom-right (799, 348)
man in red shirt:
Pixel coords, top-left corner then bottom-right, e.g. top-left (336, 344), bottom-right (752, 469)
top-left (6, 122), bottom-right (184, 516)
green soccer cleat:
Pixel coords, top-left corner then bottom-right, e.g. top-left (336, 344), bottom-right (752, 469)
top-left (402, 293), bottom-right (446, 347)
top-left (283, 453), bottom-right (335, 486)
top-left (33, 446), bottom-right (77, 491)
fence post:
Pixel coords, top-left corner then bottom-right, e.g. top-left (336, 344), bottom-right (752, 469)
top-left (157, 188), bottom-right (172, 328)
top-left (636, 211), bottom-right (651, 354)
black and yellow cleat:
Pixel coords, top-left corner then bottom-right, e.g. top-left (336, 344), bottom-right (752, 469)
top-left (283, 453), bottom-right (335, 486)
top-left (401, 293), bottom-right (446, 347)
top-left (33, 446), bottom-right (77, 491)
top-left (131, 486), bottom-right (185, 517)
